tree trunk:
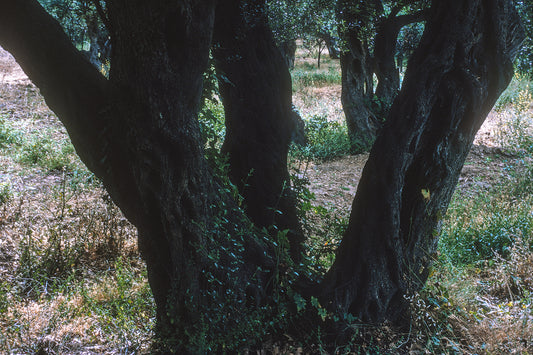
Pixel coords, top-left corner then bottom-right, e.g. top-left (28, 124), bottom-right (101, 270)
top-left (374, 11), bottom-right (426, 112)
top-left (213, 0), bottom-right (305, 261)
top-left (339, 48), bottom-right (377, 151)
top-left (0, 0), bottom-right (273, 351)
top-left (278, 39), bottom-right (297, 69)
top-left (320, 0), bottom-right (524, 326)
top-left (321, 32), bottom-right (340, 59)
top-left (337, 0), bottom-right (378, 152)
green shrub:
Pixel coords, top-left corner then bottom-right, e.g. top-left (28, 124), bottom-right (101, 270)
top-left (0, 181), bottom-right (12, 205)
top-left (440, 182), bottom-right (533, 266)
top-left (291, 114), bottom-right (351, 161)
top-left (19, 135), bottom-right (77, 172)
top-left (0, 117), bottom-right (21, 148)
top-left (495, 73), bottom-right (532, 110)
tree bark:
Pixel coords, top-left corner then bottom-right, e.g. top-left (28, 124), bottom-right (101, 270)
top-left (278, 39), bottom-right (297, 69)
top-left (374, 10), bottom-right (426, 111)
top-left (213, 0), bottom-right (305, 261)
top-left (321, 32), bottom-right (340, 59)
top-left (320, 0), bottom-right (524, 326)
top-left (0, 0), bottom-right (272, 351)
top-left (337, 0), bottom-right (378, 152)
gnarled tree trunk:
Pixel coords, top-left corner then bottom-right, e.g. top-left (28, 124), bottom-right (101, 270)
top-left (374, 10), bottom-right (426, 111)
top-left (320, 0), bottom-right (524, 326)
top-left (213, 0), bottom-right (305, 261)
top-left (0, 0), bottom-right (272, 352)
top-left (337, 0), bottom-right (378, 152)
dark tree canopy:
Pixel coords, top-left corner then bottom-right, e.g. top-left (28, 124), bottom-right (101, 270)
top-left (0, 0), bottom-right (525, 352)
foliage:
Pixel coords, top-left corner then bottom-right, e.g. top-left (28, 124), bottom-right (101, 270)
top-left (0, 116), bottom-right (21, 147)
top-left (39, 0), bottom-right (110, 73)
top-left (291, 114), bottom-right (351, 161)
top-left (495, 73), bottom-right (532, 110)
top-left (440, 191), bottom-right (533, 265)
top-left (19, 134), bottom-right (79, 172)
top-left (515, 0), bottom-right (533, 73)
top-left (0, 180), bottom-right (12, 205)
top-left (267, 0), bottom-right (337, 47)
top-left (440, 87), bottom-right (533, 266)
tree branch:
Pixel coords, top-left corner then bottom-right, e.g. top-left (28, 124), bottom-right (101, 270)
top-left (0, 0), bottom-right (112, 180)
top-left (393, 9), bottom-right (428, 29)
top-left (91, 0), bottom-right (112, 32)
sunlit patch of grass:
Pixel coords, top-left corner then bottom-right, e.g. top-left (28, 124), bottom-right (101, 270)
top-left (439, 188), bottom-right (533, 265)
top-left (423, 237), bottom-right (533, 354)
top-left (0, 258), bottom-right (154, 354)
top-left (495, 73), bottom-right (532, 111)
top-left (291, 67), bottom-right (341, 92)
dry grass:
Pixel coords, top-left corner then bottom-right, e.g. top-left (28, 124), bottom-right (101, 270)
top-left (1, 46), bottom-right (154, 354)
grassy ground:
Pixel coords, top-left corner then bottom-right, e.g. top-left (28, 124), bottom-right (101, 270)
top-left (1, 45), bottom-right (533, 353)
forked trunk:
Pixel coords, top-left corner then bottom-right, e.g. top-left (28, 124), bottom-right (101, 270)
top-left (374, 10), bottom-right (426, 112)
top-left (320, 0), bottom-right (524, 325)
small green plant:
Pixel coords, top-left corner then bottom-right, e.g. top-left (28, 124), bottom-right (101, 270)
top-left (495, 73), bottom-right (532, 110)
top-left (291, 114), bottom-right (351, 161)
top-left (0, 117), bottom-right (21, 148)
top-left (19, 135), bottom-right (77, 172)
top-left (0, 181), bottom-right (12, 205)
top-left (0, 281), bottom-right (11, 314)
top-left (81, 257), bottom-right (155, 338)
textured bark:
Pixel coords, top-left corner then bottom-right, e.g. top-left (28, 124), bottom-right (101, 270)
top-left (374, 10), bottom-right (426, 109)
top-left (0, 0), bottom-right (271, 351)
top-left (279, 39), bottom-right (297, 69)
top-left (320, 0), bottom-right (524, 325)
top-left (213, 0), bottom-right (305, 261)
top-left (321, 32), bottom-right (340, 59)
top-left (337, 0), bottom-right (378, 151)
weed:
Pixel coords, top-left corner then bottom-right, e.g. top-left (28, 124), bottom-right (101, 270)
top-left (291, 114), bottom-right (351, 161)
top-left (19, 134), bottom-right (78, 172)
top-left (0, 116), bottom-right (21, 147)
top-left (0, 180), bottom-right (12, 204)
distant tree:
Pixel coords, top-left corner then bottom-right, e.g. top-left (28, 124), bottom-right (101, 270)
top-left (267, 0), bottom-right (339, 68)
top-left (337, 0), bottom-right (429, 151)
top-left (0, 0), bottom-right (524, 352)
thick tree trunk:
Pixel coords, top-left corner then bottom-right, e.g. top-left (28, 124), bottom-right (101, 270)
top-left (0, 0), bottom-right (272, 351)
top-left (213, 0), bottom-right (305, 261)
top-left (337, 0), bottom-right (378, 152)
top-left (320, 0), bottom-right (524, 326)
top-left (374, 11), bottom-right (426, 111)
top-left (339, 39), bottom-right (376, 151)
